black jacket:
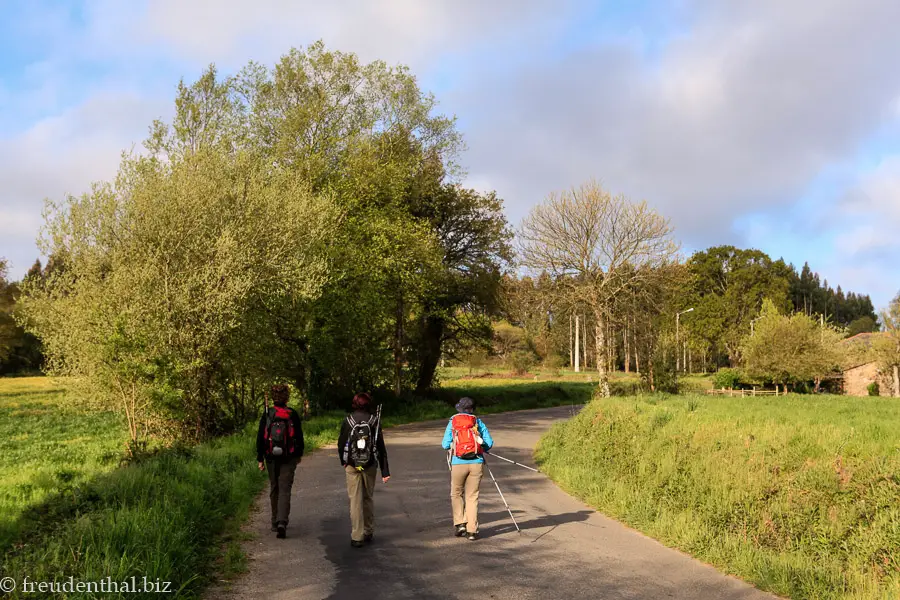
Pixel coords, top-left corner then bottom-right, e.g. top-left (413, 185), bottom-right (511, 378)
top-left (337, 409), bottom-right (390, 477)
top-left (256, 406), bottom-right (305, 462)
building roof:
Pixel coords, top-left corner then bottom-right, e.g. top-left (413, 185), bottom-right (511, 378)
top-left (841, 331), bottom-right (890, 370)
top-left (840, 331), bottom-right (887, 347)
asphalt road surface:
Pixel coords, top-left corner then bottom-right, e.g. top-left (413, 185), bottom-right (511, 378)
top-left (218, 406), bottom-right (777, 600)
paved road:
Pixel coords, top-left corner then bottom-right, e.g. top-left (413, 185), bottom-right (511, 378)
top-left (219, 406), bottom-right (776, 600)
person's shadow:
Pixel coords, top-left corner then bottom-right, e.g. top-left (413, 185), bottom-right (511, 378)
top-left (478, 509), bottom-right (595, 539)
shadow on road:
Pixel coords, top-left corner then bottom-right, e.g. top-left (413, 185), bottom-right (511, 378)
top-left (478, 508), bottom-right (595, 538)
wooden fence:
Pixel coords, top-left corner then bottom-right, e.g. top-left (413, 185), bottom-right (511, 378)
top-left (705, 387), bottom-right (781, 397)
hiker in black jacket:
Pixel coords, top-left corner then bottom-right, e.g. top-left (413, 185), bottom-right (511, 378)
top-left (337, 392), bottom-right (390, 548)
top-left (256, 384), bottom-right (304, 539)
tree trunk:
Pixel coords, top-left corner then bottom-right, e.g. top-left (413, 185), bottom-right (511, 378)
top-left (633, 317), bottom-right (641, 374)
top-left (607, 321), bottom-right (613, 373)
top-left (584, 315), bottom-right (589, 370)
top-left (624, 324), bottom-right (630, 373)
top-left (594, 309), bottom-right (611, 397)
top-left (569, 313), bottom-right (573, 368)
top-left (415, 315), bottom-right (445, 393)
top-left (574, 314), bottom-right (581, 372)
top-left (893, 365), bottom-right (900, 398)
top-left (647, 341), bottom-right (655, 392)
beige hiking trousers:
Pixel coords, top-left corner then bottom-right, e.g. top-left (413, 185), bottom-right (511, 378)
top-left (345, 464), bottom-right (377, 542)
top-left (450, 462), bottom-right (484, 533)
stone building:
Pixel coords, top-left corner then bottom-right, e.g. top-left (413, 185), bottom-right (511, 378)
top-left (840, 332), bottom-right (894, 396)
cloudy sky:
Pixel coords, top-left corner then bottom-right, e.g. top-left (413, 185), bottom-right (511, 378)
top-left (2, 0), bottom-right (899, 307)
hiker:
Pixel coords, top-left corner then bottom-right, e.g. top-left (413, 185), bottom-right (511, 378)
top-left (338, 392), bottom-right (390, 548)
top-left (442, 397), bottom-right (494, 541)
top-left (256, 383), bottom-right (305, 539)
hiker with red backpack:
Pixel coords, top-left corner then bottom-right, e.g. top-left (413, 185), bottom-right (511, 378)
top-left (256, 384), bottom-right (305, 539)
top-left (338, 392), bottom-right (390, 548)
top-left (442, 397), bottom-right (494, 541)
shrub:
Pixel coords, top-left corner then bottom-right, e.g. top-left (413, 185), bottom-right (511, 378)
top-left (868, 381), bottom-right (880, 396)
top-left (543, 354), bottom-right (564, 376)
top-left (713, 368), bottom-right (743, 389)
top-left (461, 348), bottom-right (487, 375)
top-left (510, 351), bottom-right (537, 375)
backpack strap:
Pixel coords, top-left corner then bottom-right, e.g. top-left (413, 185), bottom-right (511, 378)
top-left (264, 407), bottom-right (275, 439)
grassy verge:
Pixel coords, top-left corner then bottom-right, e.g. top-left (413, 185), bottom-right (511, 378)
top-left (1, 375), bottom-right (592, 599)
top-left (535, 393), bottom-right (900, 600)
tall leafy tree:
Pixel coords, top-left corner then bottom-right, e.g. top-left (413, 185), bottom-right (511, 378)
top-left (685, 246), bottom-right (793, 366)
top-left (0, 260), bottom-right (43, 375)
top-left (519, 180), bottom-right (680, 397)
top-left (20, 148), bottom-right (337, 443)
top-left (143, 42), bottom-right (469, 403)
top-left (741, 299), bottom-right (845, 391)
top-left (410, 183), bottom-right (513, 392)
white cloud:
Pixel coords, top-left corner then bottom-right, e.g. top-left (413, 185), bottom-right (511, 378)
top-left (0, 91), bottom-right (169, 275)
top-left (836, 157), bottom-right (900, 257)
top-left (456, 0), bottom-right (900, 237)
top-left (119, 0), bottom-right (577, 72)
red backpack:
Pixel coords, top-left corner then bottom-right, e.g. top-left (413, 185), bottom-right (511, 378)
top-left (451, 414), bottom-right (482, 460)
top-left (264, 406), bottom-right (296, 458)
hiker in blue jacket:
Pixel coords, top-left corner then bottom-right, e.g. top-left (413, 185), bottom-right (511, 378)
top-left (441, 397), bottom-right (494, 540)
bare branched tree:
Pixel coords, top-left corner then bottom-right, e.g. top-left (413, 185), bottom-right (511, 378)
top-left (518, 180), bottom-right (680, 396)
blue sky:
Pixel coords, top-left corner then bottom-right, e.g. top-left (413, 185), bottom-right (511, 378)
top-left (1, 0), bottom-right (899, 309)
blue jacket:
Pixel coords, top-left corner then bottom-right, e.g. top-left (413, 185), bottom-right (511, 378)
top-left (442, 414), bottom-right (494, 465)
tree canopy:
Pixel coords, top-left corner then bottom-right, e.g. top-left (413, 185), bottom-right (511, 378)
top-left (741, 299), bottom-right (844, 390)
top-left (17, 42), bottom-right (511, 441)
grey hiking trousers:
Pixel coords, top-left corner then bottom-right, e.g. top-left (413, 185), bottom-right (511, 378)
top-left (267, 456), bottom-right (299, 527)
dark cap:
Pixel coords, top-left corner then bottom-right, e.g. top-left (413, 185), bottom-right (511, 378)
top-left (455, 397), bottom-right (475, 414)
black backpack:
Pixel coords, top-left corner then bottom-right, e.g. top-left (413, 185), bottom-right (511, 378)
top-left (347, 414), bottom-right (377, 468)
top-left (264, 406), bottom-right (296, 458)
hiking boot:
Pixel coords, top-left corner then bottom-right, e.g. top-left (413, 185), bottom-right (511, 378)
top-left (271, 523), bottom-right (278, 532)
top-left (466, 531), bottom-right (479, 541)
top-left (454, 524), bottom-right (467, 537)
top-left (351, 540), bottom-right (365, 548)
top-left (276, 525), bottom-right (286, 539)
top-left (364, 533), bottom-right (374, 543)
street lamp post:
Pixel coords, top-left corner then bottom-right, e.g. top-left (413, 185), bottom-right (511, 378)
top-left (675, 308), bottom-right (694, 386)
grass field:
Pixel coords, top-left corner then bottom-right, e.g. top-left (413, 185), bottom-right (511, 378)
top-left (0, 372), bottom-right (593, 599)
top-left (536, 393), bottom-right (900, 600)
top-left (0, 378), bottom-right (125, 549)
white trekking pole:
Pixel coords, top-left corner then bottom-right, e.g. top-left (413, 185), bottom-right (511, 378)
top-left (486, 452), bottom-right (539, 473)
top-left (483, 456), bottom-right (520, 533)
